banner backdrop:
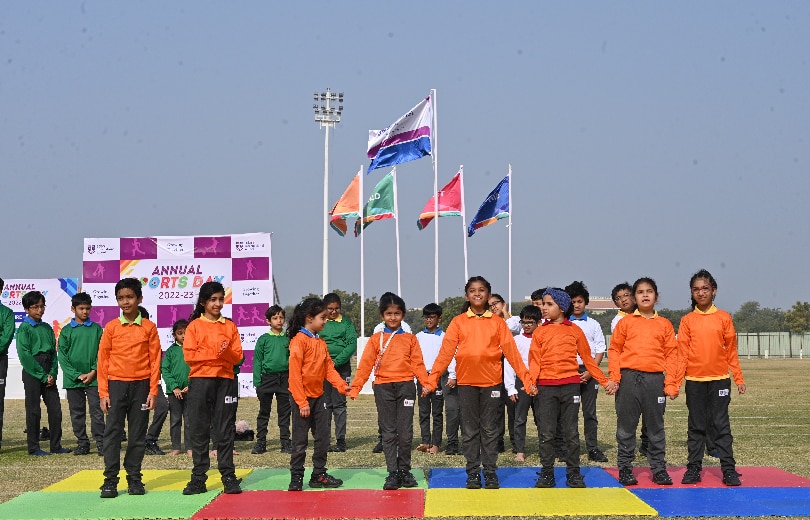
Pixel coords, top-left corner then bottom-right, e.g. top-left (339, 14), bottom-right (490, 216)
top-left (0, 278), bottom-right (79, 360)
top-left (82, 233), bottom-right (273, 397)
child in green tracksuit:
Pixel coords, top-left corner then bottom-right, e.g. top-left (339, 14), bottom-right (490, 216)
top-left (251, 305), bottom-right (292, 454)
top-left (58, 292), bottom-right (105, 455)
top-left (17, 290), bottom-right (69, 455)
top-left (162, 319), bottom-right (191, 456)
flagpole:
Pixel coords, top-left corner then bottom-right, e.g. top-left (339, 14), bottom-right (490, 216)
top-left (393, 168), bottom-right (402, 295)
top-left (459, 166), bottom-right (469, 283)
top-left (359, 165), bottom-right (365, 339)
top-left (431, 88), bottom-right (439, 303)
top-left (507, 164), bottom-right (513, 314)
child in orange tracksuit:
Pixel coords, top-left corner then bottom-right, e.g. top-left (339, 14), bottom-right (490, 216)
top-left (609, 277), bottom-right (679, 487)
top-left (350, 292), bottom-right (432, 491)
top-left (530, 288), bottom-right (616, 489)
top-left (673, 269), bottom-right (746, 487)
top-left (428, 276), bottom-right (536, 490)
top-left (181, 282), bottom-right (244, 496)
top-left (287, 297), bottom-right (350, 492)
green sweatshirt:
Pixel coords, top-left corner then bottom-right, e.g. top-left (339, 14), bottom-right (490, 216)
top-left (252, 331), bottom-right (290, 386)
top-left (321, 316), bottom-right (358, 367)
top-left (16, 320), bottom-right (57, 382)
top-left (162, 343), bottom-right (190, 393)
top-left (0, 304), bottom-right (14, 356)
top-left (58, 320), bottom-right (103, 388)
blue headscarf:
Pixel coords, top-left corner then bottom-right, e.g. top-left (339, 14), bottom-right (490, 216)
top-left (542, 287), bottom-right (571, 314)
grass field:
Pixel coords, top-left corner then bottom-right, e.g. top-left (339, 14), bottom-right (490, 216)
top-left (0, 358), bottom-right (808, 519)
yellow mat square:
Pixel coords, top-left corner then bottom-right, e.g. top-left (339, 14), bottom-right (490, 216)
top-left (43, 469), bottom-right (253, 492)
top-left (425, 488), bottom-right (657, 517)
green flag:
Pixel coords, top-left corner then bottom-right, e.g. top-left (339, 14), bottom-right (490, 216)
top-left (354, 171), bottom-right (395, 236)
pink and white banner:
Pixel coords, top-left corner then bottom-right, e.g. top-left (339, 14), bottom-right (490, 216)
top-left (82, 233), bottom-right (273, 396)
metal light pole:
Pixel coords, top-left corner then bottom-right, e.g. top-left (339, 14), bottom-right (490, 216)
top-left (313, 88), bottom-right (344, 296)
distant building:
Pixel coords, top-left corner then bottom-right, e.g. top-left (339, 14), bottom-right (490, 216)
top-left (585, 297), bottom-right (616, 315)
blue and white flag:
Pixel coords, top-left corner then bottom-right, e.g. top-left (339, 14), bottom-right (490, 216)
top-left (468, 175), bottom-right (510, 237)
top-left (367, 96), bottom-right (433, 173)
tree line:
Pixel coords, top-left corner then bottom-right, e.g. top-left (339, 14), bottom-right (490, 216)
top-left (284, 290), bottom-right (810, 337)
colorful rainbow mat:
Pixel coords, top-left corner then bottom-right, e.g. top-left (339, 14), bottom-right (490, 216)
top-left (1, 466), bottom-right (808, 519)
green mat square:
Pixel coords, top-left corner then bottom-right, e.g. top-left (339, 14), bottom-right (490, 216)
top-left (0, 490), bottom-right (217, 520)
top-left (242, 467), bottom-right (428, 491)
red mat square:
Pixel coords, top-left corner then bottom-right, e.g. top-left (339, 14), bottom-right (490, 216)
top-left (604, 466), bottom-right (810, 488)
top-left (192, 489), bottom-right (425, 519)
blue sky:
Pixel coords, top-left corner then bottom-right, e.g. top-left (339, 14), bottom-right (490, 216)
top-left (2, 2), bottom-right (808, 312)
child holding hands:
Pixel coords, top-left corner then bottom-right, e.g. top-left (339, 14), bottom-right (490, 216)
top-left (350, 293), bottom-right (432, 490)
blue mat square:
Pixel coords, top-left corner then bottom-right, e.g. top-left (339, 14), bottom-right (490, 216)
top-left (631, 487), bottom-right (810, 517)
top-left (428, 466), bottom-right (621, 488)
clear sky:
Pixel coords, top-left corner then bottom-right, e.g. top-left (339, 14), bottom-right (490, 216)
top-left (2, 2), bottom-right (808, 312)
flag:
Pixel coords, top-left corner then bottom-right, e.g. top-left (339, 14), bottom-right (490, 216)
top-left (417, 171), bottom-right (463, 230)
top-left (329, 173), bottom-right (360, 237)
top-left (354, 171), bottom-right (395, 236)
top-left (367, 96), bottom-right (432, 173)
top-left (468, 175), bottom-right (509, 237)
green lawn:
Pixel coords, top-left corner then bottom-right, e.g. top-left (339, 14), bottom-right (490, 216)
top-left (0, 358), bottom-right (808, 520)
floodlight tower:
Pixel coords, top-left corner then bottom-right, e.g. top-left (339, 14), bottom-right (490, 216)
top-left (313, 88), bottom-right (344, 297)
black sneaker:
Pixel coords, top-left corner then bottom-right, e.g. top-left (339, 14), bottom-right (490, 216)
top-left (40, 427), bottom-right (50, 440)
top-left (100, 478), bottom-right (119, 498)
top-left (309, 472), bottom-right (343, 488)
top-left (288, 473), bottom-right (304, 491)
top-left (497, 440), bottom-right (506, 453)
top-left (74, 445), bottom-right (91, 456)
top-left (383, 471), bottom-right (400, 490)
top-left (722, 469), bottom-right (741, 486)
top-left (466, 473), bottom-right (482, 489)
top-left (652, 470), bottom-right (673, 486)
top-left (280, 440), bottom-right (292, 454)
top-left (97, 443), bottom-right (104, 456)
top-left (398, 470), bottom-right (418, 488)
top-left (127, 479), bottom-right (146, 495)
top-left (50, 447), bottom-right (72, 454)
top-left (588, 448), bottom-right (608, 462)
top-left (618, 468), bottom-right (638, 486)
top-left (706, 448), bottom-right (720, 458)
top-left (483, 472), bottom-right (499, 489)
top-left (251, 442), bottom-right (267, 454)
top-left (566, 472), bottom-right (586, 488)
top-left (372, 440), bottom-right (384, 453)
top-left (535, 470), bottom-right (556, 488)
top-left (445, 444), bottom-right (460, 455)
top-left (329, 440), bottom-right (347, 453)
top-left (222, 474), bottom-right (242, 494)
top-left (145, 440), bottom-right (165, 455)
top-left (681, 465), bottom-right (702, 484)
top-left (182, 479), bottom-right (207, 495)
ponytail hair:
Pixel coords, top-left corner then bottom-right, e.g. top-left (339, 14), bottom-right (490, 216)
top-left (287, 297), bottom-right (326, 339)
top-left (189, 281), bottom-right (225, 321)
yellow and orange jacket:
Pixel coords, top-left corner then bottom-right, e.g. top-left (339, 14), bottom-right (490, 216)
top-left (288, 330), bottom-right (347, 408)
top-left (98, 316), bottom-right (162, 398)
top-left (429, 310), bottom-right (531, 390)
top-left (183, 316), bottom-right (243, 379)
top-left (673, 305), bottom-right (745, 390)
top-left (608, 310), bottom-right (679, 395)
top-left (529, 320), bottom-right (608, 386)
top-left (350, 330), bottom-right (430, 398)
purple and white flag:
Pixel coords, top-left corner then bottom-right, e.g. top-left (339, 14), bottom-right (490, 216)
top-left (367, 96), bottom-right (432, 173)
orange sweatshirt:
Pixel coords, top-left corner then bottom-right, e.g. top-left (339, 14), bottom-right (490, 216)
top-left (608, 310), bottom-right (678, 394)
top-left (673, 305), bottom-right (745, 387)
top-left (97, 316), bottom-right (162, 398)
top-left (529, 321), bottom-right (608, 386)
top-left (429, 310), bottom-right (532, 390)
top-left (288, 330), bottom-right (347, 408)
top-left (183, 316), bottom-right (243, 379)
top-left (350, 331), bottom-right (430, 398)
